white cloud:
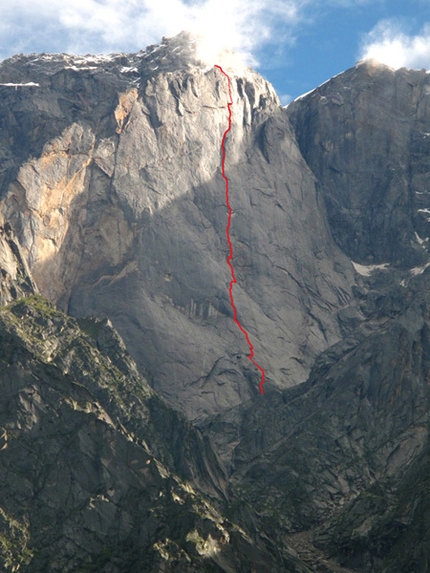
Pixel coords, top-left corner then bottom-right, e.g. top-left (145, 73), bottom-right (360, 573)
top-left (360, 20), bottom-right (430, 70)
top-left (0, 0), bottom-right (383, 74)
top-left (0, 0), bottom-right (308, 68)
top-left (279, 93), bottom-right (293, 106)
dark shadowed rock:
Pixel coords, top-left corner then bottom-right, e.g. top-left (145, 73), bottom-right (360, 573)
top-left (0, 295), bottom-right (303, 572)
top-left (202, 266), bottom-right (430, 571)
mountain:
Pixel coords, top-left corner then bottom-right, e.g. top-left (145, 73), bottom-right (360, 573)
top-left (202, 268), bottom-right (430, 571)
top-left (287, 58), bottom-right (430, 269)
top-left (0, 32), bottom-right (354, 419)
top-left (1, 33), bottom-right (430, 572)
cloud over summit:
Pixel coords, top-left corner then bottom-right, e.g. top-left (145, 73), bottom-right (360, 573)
top-left (0, 0), bottom-right (306, 66)
top-left (360, 20), bottom-right (430, 70)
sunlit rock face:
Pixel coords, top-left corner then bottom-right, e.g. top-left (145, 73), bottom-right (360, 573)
top-left (0, 215), bottom-right (37, 306)
top-left (198, 58), bottom-right (430, 573)
top-left (0, 33), bottom-right (353, 418)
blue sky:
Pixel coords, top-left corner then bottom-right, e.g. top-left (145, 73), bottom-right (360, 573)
top-left (1, 0), bottom-right (430, 103)
top-left (261, 0), bottom-right (430, 103)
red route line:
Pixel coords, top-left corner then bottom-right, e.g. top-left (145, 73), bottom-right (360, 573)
top-left (214, 64), bottom-right (265, 395)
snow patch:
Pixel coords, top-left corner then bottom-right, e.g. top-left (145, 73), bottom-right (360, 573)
top-left (120, 66), bottom-right (138, 73)
top-left (294, 88), bottom-right (316, 101)
top-left (65, 66), bottom-right (98, 71)
top-left (410, 262), bottom-right (430, 276)
top-left (71, 54), bottom-right (115, 64)
top-left (293, 69), bottom-right (347, 102)
top-left (415, 232), bottom-right (429, 245)
top-left (30, 53), bottom-right (115, 65)
top-left (352, 262), bottom-right (390, 276)
top-left (0, 82), bottom-right (40, 87)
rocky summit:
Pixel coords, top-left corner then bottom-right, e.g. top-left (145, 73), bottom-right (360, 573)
top-left (0, 33), bottom-right (429, 572)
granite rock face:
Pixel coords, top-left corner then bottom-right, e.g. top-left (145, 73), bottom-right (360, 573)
top-left (0, 217), bottom-right (37, 306)
top-left (287, 59), bottom-right (430, 268)
top-left (0, 33), bottom-right (354, 418)
top-left (2, 34), bottom-right (430, 573)
top-left (201, 60), bottom-right (430, 572)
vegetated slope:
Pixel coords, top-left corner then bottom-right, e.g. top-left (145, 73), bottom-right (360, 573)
top-left (0, 294), bottom-right (304, 572)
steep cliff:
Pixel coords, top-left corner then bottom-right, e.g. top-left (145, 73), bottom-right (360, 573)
top-left (200, 60), bottom-right (430, 572)
top-left (0, 217), bottom-right (37, 306)
top-left (2, 33), bottom-right (430, 573)
top-left (0, 32), bottom-right (354, 418)
top-left (287, 59), bottom-right (430, 269)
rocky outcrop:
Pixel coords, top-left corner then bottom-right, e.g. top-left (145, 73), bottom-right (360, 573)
top-left (0, 217), bottom-right (37, 305)
top-left (0, 33), bottom-right (354, 418)
top-left (3, 35), bottom-right (430, 573)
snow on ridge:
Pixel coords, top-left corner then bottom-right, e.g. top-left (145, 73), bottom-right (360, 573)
top-left (64, 66), bottom-right (98, 71)
top-left (292, 69), bottom-right (347, 103)
top-left (26, 53), bottom-right (117, 65)
top-left (72, 54), bottom-right (116, 64)
top-left (293, 88), bottom-right (316, 102)
top-left (0, 82), bottom-right (40, 87)
top-left (352, 261), bottom-right (390, 276)
top-left (120, 66), bottom-right (138, 74)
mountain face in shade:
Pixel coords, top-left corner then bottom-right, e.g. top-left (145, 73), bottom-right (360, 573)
top-left (287, 59), bottom-right (430, 269)
top-left (0, 294), bottom-right (297, 572)
top-left (1, 33), bottom-right (430, 572)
